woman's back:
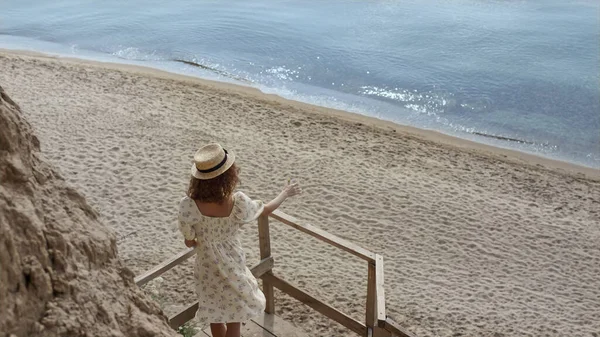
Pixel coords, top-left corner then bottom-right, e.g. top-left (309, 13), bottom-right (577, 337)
top-left (179, 191), bottom-right (264, 243)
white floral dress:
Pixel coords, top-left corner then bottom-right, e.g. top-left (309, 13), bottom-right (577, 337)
top-left (178, 191), bottom-right (266, 325)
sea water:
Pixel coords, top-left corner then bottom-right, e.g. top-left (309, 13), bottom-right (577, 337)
top-left (1, 0), bottom-right (598, 167)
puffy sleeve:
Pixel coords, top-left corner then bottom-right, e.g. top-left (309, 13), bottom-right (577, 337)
top-left (234, 192), bottom-right (265, 225)
top-left (178, 197), bottom-right (196, 240)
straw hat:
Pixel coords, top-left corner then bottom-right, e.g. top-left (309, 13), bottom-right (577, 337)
top-left (190, 143), bottom-right (236, 180)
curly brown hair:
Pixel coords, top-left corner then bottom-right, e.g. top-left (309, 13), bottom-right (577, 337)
top-left (187, 164), bottom-right (239, 203)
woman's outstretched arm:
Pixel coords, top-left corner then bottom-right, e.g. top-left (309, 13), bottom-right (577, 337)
top-left (262, 182), bottom-right (302, 216)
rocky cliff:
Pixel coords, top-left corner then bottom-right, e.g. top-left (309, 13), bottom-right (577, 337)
top-left (0, 85), bottom-right (177, 337)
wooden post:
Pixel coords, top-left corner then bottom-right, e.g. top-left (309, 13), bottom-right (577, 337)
top-left (375, 255), bottom-right (387, 325)
top-left (374, 255), bottom-right (392, 337)
top-left (366, 261), bottom-right (377, 334)
top-left (258, 214), bottom-right (274, 314)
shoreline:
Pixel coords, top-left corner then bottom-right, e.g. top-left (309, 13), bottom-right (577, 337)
top-left (1, 48), bottom-right (598, 179)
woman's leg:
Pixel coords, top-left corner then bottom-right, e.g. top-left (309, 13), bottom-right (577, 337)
top-left (225, 323), bottom-right (241, 337)
top-left (210, 323), bottom-right (226, 337)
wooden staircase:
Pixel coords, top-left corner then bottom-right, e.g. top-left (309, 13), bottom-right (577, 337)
top-left (135, 209), bottom-right (416, 337)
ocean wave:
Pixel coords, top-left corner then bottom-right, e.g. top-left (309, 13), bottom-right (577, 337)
top-left (111, 47), bottom-right (164, 62)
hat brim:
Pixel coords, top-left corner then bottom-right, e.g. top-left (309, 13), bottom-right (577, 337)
top-left (190, 151), bottom-right (236, 180)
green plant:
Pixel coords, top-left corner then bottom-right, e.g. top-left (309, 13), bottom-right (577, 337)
top-left (177, 322), bottom-right (197, 337)
top-left (143, 277), bottom-right (166, 308)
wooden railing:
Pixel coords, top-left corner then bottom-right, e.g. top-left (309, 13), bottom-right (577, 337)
top-left (134, 209), bottom-right (416, 337)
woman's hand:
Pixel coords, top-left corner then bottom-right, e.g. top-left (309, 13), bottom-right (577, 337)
top-left (184, 239), bottom-right (197, 247)
top-left (262, 180), bottom-right (303, 216)
top-left (282, 182), bottom-right (302, 198)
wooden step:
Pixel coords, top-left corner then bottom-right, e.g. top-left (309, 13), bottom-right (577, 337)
top-left (196, 322), bottom-right (271, 337)
top-left (195, 313), bottom-right (309, 337)
top-left (252, 313), bottom-right (309, 337)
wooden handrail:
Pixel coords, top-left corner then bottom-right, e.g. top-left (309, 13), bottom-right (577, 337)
top-left (382, 318), bottom-right (417, 337)
top-left (263, 273), bottom-right (366, 335)
top-left (168, 303), bottom-right (199, 330)
top-left (260, 211), bottom-right (415, 337)
top-left (135, 247), bottom-right (196, 287)
top-left (270, 211), bottom-right (376, 262)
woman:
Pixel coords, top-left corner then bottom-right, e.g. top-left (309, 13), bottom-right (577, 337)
top-left (178, 143), bottom-right (301, 337)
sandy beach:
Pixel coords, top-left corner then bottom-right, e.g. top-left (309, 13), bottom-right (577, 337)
top-left (1, 50), bottom-right (599, 337)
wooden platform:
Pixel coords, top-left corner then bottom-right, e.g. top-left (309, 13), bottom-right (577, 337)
top-left (195, 313), bottom-right (310, 337)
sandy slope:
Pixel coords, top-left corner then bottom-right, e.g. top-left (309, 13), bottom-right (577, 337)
top-left (1, 50), bottom-right (599, 337)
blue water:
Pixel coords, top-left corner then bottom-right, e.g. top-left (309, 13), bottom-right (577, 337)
top-left (1, 0), bottom-right (599, 168)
